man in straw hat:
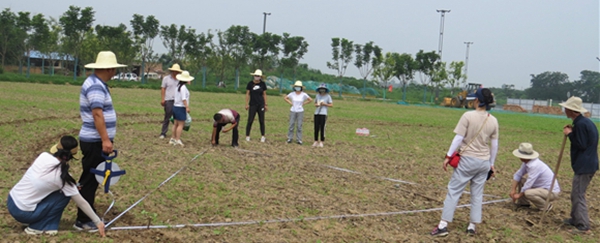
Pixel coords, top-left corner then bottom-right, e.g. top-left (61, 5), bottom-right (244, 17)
top-left (159, 63), bottom-right (183, 139)
top-left (76, 51), bottom-right (126, 232)
top-left (509, 143), bottom-right (560, 211)
top-left (560, 96), bottom-right (598, 234)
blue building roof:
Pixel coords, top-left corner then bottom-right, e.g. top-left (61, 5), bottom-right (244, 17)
top-left (24, 50), bottom-right (75, 61)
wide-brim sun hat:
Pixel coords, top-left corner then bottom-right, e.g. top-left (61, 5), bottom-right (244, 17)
top-left (176, 71), bottom-right (195, 82)
top-left (512, 142), bottom-right (539, 160)
top-left (250, 69), bottom-right (263, 76)
top-left (316, 83), bottom-right (329, 93)
top-left (168, 63), bottom-right (183, 73)
top-left (559, 96), bottom-right (588, 113)
top-left (293, 80), bottom-right (305, 89)
top-left (84, 51), bottom-right (127, 69)
top-left (50, 140), bottom-right (81, 160)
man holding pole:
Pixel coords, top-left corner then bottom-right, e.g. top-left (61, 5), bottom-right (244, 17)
top-left (560, 96), bottom-right (598, 234)
top-left (509, 143), bottom-right (560, 211)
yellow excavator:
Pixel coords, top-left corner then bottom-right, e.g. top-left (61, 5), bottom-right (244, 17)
top-left (442, 83), bottom-right (495, 110)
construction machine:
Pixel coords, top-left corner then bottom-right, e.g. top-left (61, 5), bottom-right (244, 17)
top-left (442, 83), bottom-right (495, 110)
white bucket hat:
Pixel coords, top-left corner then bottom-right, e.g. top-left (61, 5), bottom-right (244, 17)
top-left (176, 71), bottom-right (194, 82)
top-left (84, 51), bottom-right (127, 69)
top-left (293, 80), bottom-right (305, 89)
top-left (512, 143), bottom-right (539, 160)
top-left (250, 69), bottom-right (263, 76)
top-left (559, 96), bottom-right (588, 113)
top-left (168, 64), bottom-right (183, 73)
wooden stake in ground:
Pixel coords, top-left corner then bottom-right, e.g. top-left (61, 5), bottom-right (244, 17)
top-left (538, 134), bottom-right (567, 226)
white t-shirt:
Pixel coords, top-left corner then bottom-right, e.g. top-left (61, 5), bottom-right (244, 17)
top-left (9, 152), bottom-right (80, 211)
top-left (287, 92), bottom-right (310, 112)
top-left (161, 75), bottom-right (179, 101)
top-left (174, 85), bottom-right (190, 107)
top-left (314, 93), bottom-right (333, 115)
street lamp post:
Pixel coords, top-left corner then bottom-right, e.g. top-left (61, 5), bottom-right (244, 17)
top-left (262, 12), bottom-right (271, 34)
top-left (464, 41), bottom-right (473, 82)
top-left (436, 9), bottom-right (450, 60)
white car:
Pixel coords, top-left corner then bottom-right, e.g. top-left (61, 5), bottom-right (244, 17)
top-left (111, 73), bottom-right (139, 81)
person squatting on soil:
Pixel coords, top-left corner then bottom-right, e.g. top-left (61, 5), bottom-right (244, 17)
top-left (509, 143), bottom-right (560, 211)
top-left (159, 64), bottom-right (183, 139)
top-left (560, 96), bottom-right (598, 234)
top-left (76, 51), bottom-right (125, 232)
top-left (313, 83), bottom-right (333, 148)
top-left (7, 136), bottom-right (106, 237)
top-left (169, 71), bottom-right (194, 147)
top-left (245, 69), bottom-right (268, 143)
top-left (284, 81), bottom-right (312, 145)
top-left (212, 109), bottom-right (240, 147)
top-left (431, 88), bottom-right (499, 237)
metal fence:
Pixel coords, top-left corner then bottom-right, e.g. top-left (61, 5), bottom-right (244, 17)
top-left (506, 98), bottom-right (600, 119)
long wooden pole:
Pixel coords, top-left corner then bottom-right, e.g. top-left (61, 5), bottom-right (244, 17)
top-left (538, 134), bottom-right (567, 225)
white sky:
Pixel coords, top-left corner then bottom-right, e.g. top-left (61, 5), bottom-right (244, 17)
top-left (2, 0), bottom-right (598, 89)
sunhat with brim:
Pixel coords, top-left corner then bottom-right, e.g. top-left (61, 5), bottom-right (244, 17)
top-left (250, 69), bottom-right (263, 76)
top-left (84, 51), bottom-right (127, 69)
top-left (168, 64), bottom-right (183, 73)
top-left (50, 140), bottom-right (81, 160)
top-left (176, 71), bottom-right (195, 82)
top-left (559, 96), bottom-right (588, 113)
top-left (316, 83), bottom-right (329, 93)
top-left (293, 80), bottom-right (305, 89)
top-left (512, 143), bottom-right (539, 160)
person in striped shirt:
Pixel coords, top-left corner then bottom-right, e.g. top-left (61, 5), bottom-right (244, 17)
top-left (76, 51), bottom-right (126, 232)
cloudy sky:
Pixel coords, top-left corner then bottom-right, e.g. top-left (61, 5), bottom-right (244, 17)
top-left (2, 0), bottom-right (598, 89)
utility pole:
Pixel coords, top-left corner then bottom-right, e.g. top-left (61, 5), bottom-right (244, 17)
top-left (262, 12), bottom-right (271, 34)
top-left (436, 9), bottom-right (450, 60)
top-left (464, 41), bottom-right (473, 82)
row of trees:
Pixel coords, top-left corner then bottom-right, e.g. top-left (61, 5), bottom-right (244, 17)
top-left (324, 37), bottom-right (467, 100)
top-left (0, 6), bottom-right (309, 88)
top-left (523, 70), bottom-right (600, 103)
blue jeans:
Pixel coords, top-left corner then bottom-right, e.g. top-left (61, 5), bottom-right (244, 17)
top-left (7, 191), bottom-right (71, 231)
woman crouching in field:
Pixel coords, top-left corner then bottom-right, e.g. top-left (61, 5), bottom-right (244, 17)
top-left (7, 136), bottom-right (105, 236)
top-left (431, 88), bottom-right (499, 237)
top-left (170, 71), bottom-right (194, 147)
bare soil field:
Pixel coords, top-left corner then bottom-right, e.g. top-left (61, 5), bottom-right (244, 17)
top-left (0, 82), bottom-right (598, 242)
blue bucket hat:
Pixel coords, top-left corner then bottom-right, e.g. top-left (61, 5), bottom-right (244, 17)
top-left (316, 83), bottom-right (329, 93)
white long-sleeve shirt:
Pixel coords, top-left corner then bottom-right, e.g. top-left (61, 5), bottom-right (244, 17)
top-left (513, 158), bottom-right (560, 193)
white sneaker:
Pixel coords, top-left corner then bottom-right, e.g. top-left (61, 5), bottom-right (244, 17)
top-left (25, 227), bottom-right (58, 235)
top-left (312, 141), bottom-right (319, 147)
top-left (319, 142), bottom-right (324, 147)
top-left (176, 140), bottom-right (185, 147)
top-left (246, 136), bottom-right (251, 142)
top-left (260, 136), bottom-right (266, 142)
top-left (159, 135), bottom-right (165, 139)
top-left (169, 138), bottom-right (177, 145)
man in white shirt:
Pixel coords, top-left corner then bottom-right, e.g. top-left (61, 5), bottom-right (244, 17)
top-left (510, 143), bottom-right (560, 211)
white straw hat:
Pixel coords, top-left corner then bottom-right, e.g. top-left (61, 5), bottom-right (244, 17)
top-left (512, 143), bottom-right (539, 160)
top-left (84, 51), bottom-right (127, 69)
top-left (168, 64), bottom-right (183, 72)
top-left (293, 80), bottom-right (304, 88)
top-left (176, 71), bottom-right (195, 82)
top-left (250, 69), bottom-right (263, 76)
top-left (559, 96), bottom-right (588, 113)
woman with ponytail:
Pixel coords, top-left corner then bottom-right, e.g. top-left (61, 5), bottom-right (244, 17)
top-left (169, 71), bottom-right (194, 147)
top-left (7, 136), bottom-right (105, 236)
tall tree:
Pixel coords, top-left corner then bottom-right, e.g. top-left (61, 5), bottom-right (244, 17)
top-left (446, 61), bottom-right (466, 95)
top-left (354, 41), bottom-right (382, 98)
top-left (252, 32), bottom-right (282, 71)
top-left (183, 29), bottom-right (212, 87)
top-left (208, 29), bottom-right (232, 84)
top-left (223, 25), bottom-right (254, 89)
top-left (94, 24), bottom-right (136, 70)
top-left (0, 9), bottom-right (18, 68)
top-left (392, 53), bottom-right (417, 102)
top-left (130, 14), bottom-right (159, 82)
top-left (430, 61), bottom-right (448, 102)
top-left (415, 50), bottom-right (440, 103)
top-left (372, 52), bottom-right (396, 99)
top-left (571, 70), bottom-right (600, 102)
top-left (326, 38), bottom-right (354, 97)
top-left (9, 11), bottom-right (32, 74)
top-left (59, 5), bottom-right (95, 77)
top-left (160, 24), bottom-right (197, 63)
top-left (280, 32), bottom-right (309, 80)
top-left (526, 71), bottom-right (569, 100)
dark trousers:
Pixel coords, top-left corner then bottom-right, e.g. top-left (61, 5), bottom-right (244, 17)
top-left (571, 173), bottom-right (595, 230)
top-left (161, 100), bottom-right (174, 136)
top-left (246, 105), bottom-right (265, 136)
top-left (216, 114), bottom-right (240, 146)
top-left (314, 115), bottom-right (327, 141)
top-left (77, 140), bottom-right (109, 223)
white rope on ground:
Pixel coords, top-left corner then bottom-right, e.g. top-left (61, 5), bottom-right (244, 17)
top-left (322, 164), bottom-right (502, 198)
top-left (105, 148), bottom-right (209, 227)
top-left (107, 198), bottom-right (510, 231)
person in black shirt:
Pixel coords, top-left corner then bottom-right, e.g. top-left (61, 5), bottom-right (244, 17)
top-left (560, 96), bottom-right (598, 234)
top-left (245, 69), bottom-right (268, 142)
